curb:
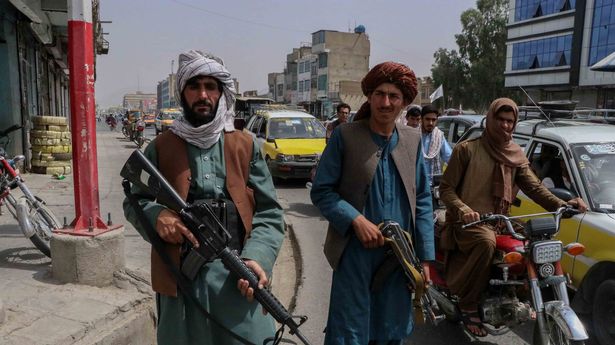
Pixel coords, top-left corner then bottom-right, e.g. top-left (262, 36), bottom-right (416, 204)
top-left (285, 220), bottom-right (303, 314)
top-left (0, 297), bottom-right (5, 325)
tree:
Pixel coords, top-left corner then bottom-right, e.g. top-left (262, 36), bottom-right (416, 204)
top-left (431, 0), bottom-right (510, 113)
top-left (431, 48), bottom-right (467, 110)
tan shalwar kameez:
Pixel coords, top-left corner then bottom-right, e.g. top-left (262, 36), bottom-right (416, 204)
top-left (439, 137), bottom-right (565, 309)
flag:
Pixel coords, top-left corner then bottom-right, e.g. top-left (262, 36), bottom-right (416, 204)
top-left (430, 85), bottom-right (444, 103)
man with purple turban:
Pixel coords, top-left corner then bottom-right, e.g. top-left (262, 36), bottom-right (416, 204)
top-left (311, 62), bottom-right (434, 344)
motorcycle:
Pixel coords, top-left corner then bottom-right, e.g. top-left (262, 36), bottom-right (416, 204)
top-left (424, 203), bottom-right (589, 344)
top-left (0, 125), bottom-right (61, 257)
top-left (106, 115), bottom-right (117, 131)
top-left (133, 119), bottom-right (145, 148)
top-left (122, 118), bottom-right (131, 139)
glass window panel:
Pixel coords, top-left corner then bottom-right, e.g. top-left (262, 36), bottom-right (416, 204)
top-left (602, 6), bottom-right (612, 25)
top-left (558, 36), bottom-right (565, 51)
top-left (592, 28), bottom-right (600, 47)
top-left (608, 44), bottom-right (615, 57)
top-left (531, 40), bottom-right (538, 54)
top-left (590, 49), bottom-right (598, 65)
top-left (570, 0), bottom-right (576, 8)
top-left (598, 45), bottom-right (608, 61)
top-left (597, 0), bottom-right (604, 8)
top-left (599, 26), bottom-right (609, 45)
top-left (565, 34), bottom-right (572, 48)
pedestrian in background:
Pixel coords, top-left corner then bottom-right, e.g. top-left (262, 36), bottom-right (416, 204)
top-left (123, 50), bottom-right (284, 345)
top-left (326, 103), bottom-right (351, 142)
top-left (420, 104), bottom-right (451, 185)
top-left (405, 106), bottom-right (421, 128)
top-left (311, 62), bottom-right (434, 345)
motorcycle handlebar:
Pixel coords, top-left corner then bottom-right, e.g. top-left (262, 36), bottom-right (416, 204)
top-left (461, 206), bottom-right (576, 240)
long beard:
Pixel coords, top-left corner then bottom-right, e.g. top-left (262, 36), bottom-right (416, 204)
top-left (181, 98), bottom-right (217, 127)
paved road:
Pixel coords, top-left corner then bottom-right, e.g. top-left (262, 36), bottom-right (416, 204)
top-left (277, 180), bottom-right (536, 345)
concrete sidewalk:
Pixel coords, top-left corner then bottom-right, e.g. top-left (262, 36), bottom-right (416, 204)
top-left (0, 125), bottom-right (299, 344)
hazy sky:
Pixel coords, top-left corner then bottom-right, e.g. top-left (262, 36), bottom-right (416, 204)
top-left (96, 0), bottom-right (478, 108)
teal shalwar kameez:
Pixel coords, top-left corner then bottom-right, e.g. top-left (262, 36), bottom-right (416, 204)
top-left (311, 127), bottom-right (434, 345)
top-left (123, 133), bottom-right (285, 345)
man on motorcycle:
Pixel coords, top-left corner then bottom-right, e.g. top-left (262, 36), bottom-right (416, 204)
top-left (438, 98), bottom-right (587, 337)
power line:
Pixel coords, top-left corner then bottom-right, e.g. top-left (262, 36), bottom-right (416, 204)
top-left (169, 0), bottom-right (307, 33)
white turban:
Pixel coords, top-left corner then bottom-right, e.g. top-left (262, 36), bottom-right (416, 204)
top-left (171, 50), bottom-right (237, 149)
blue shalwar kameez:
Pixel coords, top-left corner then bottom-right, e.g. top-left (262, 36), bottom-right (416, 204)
top-left (311, 127), bottom-right (434, 345)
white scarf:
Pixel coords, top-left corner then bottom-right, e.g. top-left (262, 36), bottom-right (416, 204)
top-left (170, 50), bottom-right (236, 149)
top-left (422, 127), bottom-right (445, 177)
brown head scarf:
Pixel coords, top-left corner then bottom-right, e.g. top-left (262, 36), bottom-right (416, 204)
top-left (354, 62), bottom-right (418, 121)
top-left (481, 98), bottom-right (529, 214)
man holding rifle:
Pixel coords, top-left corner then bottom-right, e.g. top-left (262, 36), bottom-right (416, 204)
top-left (123, 50), bottom-right (284, 344)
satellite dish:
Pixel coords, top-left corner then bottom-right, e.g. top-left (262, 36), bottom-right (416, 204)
top-left (354, 25), bottom-right (366, 34)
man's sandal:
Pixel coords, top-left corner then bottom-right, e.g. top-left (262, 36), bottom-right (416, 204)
top-left (461, 310), bottom-right (488, 337)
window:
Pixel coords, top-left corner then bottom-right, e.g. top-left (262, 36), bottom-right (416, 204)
top-left (312, 31), bottom-right (325, 45)
top-left (257, 118), bottom-right (267, 137)
top-left (589, 1), bottom-right (615, 65)
top-left (318, 75), bottom-right (327, 91)
top-left (511, 34), bottom-right (572, 70)
top-left (436, 120), bottom-right (452, 144)
top-left (298, 80), bottom-right (304, 92)
top-left (454, 123), bottom-right (467, 143)
top-left (514, 0), bottom-right (575, 22)
top-left (318, 53), bottom-right (328, 68)
top-left (250, 117), bottom-right (263, 133)
top-left (304, 80), bottom-right (311, 91)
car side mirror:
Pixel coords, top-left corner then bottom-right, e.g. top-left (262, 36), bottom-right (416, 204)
top-left (512, 197), bottom-right (522, 207)
top-left (266, 138), bottom-right (275, 143)
top-left (550, 188), bottom-right (575, 202)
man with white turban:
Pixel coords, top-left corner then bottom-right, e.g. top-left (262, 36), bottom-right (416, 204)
top-left (124, 50), bottom-right (284, 344)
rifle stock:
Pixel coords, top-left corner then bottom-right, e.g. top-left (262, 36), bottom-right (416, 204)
top-left (121, 150), bottom-right (310, 345)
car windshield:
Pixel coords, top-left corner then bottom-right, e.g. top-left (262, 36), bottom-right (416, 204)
top-left (572, 142), bottom-right (615, 212)
top-left (268, 117), bottom-right (325, 139)
top-left (162, 111), bottom-right (181, 120)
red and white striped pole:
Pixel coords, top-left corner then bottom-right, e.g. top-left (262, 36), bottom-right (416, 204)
top-left (60, 0), bottom-right (114, 235)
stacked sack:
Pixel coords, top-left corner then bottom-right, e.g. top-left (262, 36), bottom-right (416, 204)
top-left (30, 116), bottom-right (73, 175)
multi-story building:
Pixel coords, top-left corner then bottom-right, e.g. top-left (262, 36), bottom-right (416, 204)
top-left (267, 72), bottom-right (285, 102)
top-left (269, 27), bottom-right (370, 118)
top-left (156, 74), bottom-right (178, 110)
top-left (123, 92), bottom-right (157, 112)
top-left (415, 77), bottom-right (435, 106)
top-left (505, 0), bottom-right (615, 108)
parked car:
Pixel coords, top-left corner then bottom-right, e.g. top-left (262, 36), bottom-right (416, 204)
top-left (155, 108), bottom-right (182, 135)
top-left (435, 114), bottom-right (485, 147)
top-left (244, 108), bottom-right (326, 180)
top-left (457, 118), bottom-right (615, 345)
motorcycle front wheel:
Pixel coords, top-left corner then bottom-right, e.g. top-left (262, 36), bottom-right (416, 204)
top-left (532, 314), bottom-right (585, 345)
top-left (22, 198), bottom-right (60, 257)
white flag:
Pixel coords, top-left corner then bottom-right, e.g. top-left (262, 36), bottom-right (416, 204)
top-left (430, 85), bottom-right (444, 103)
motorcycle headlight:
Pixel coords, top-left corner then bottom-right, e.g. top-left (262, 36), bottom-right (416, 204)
top-left (531, 241), bottom-right (563, 264)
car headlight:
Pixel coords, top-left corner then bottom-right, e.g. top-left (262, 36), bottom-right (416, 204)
top-left (531, 241), bottom-right (563, 264)
top-left (276, 154), bottom-right (294, 162)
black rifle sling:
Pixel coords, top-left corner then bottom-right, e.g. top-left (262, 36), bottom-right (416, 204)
top-left (122, 181), bottom-right (255, 345)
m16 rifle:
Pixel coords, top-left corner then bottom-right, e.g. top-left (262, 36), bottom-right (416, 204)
top-left (121, 150), bottom-right (310, 345)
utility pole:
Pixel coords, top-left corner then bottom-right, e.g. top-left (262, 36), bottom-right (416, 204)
top-left (61, 0), bottom-right (116, 234)
top-left (52, 0), bottom-right (123, 288)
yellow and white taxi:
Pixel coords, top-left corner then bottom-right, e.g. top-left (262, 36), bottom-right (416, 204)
top-left (244, 107), bottom-right (326, 180)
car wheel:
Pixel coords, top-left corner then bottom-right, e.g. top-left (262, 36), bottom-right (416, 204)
top-left (593, 279), bottom-right (615, 345)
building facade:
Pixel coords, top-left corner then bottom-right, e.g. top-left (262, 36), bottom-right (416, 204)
top-left (0, 0), bottom-right (108, 159)
top-left (268, 27), bottom-right (370, 118)
top-left (505, 0), bottom-right (615, 107)
top-left (123, 92), bottom-right (157, 112)
top-left (267, 72), bottom-right (285, 102)
top-left (157, 74), bottom-right (177, 110)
